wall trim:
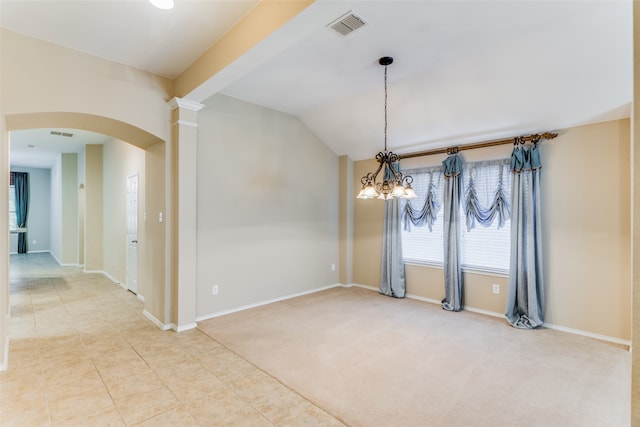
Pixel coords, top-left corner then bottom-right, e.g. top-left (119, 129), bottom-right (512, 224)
top-left (143, 309), bottom-right (174, 331)
top-left (196, 283), bottom-right (342, 323)
top-left (347, 283), bottom-right (377, 291)
top-left (99, 270), bottom-right (123, 288)
top-left (174, 323), bottom-right (197, 332)
top-left (543, 322), bottom-right (631, 350)
top-left (0, 335), bottom-right (9, 372)
top-left (350, 283), bottom-right (629, 348)
top-left (137, 294), bottom-right (145, 302)
top-left (168, 97), bottom-right (205, 112)
top-left (50, 251), bottom-right (62, 266)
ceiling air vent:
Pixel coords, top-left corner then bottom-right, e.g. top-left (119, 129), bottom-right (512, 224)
top-left (328, 11), bottom-right (366, 36)
top-left (50, 131), bottom-right (74, 137)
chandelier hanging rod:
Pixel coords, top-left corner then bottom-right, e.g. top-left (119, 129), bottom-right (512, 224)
top-left (398, 131), bottom-right (559, 160)
top-left (356, 56), bottom-right (417, 200)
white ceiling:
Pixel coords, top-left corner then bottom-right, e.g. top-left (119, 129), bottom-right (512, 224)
top-left (1, 0), bottom-right (632, 166)
top-left (9, 129), bottom-right (111, 169)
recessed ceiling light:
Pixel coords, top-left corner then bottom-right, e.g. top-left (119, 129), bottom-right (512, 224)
top-left (149, 0), bottom-right (174, 10)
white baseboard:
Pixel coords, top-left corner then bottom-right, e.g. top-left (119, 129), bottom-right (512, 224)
top-left (137, 294), bottom-right (145, 302)
top-left (143, 309), bottom-right (174, 331)
top-left (463, 306), bottom-right (505, 319)
top-left (50, 251), bottom-right (62, 266)
top-left (347, 283), bottom-right (377, 291)
top-left (101, 271), bottom-right (122, 287)
top-left (349, 283), bottom-right (629, 348)
top-left (175, 323), bottom-right (197, 332)
top-left (543, 322), bottom-right (631, 349)
top-left (195, 283), bottom-right (342, 323)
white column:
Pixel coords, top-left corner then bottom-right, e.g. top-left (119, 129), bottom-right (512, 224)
top-left (168, 97), bottom-right (204, 331)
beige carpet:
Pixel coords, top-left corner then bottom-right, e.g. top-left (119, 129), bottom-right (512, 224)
top-left (198, 286), bottom-right (630, 427)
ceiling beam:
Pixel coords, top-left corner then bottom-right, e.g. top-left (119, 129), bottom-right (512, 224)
top-left (174, 0), bottom-right (315, 102)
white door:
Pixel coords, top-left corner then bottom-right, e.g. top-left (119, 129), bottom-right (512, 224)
top-left (126, 174), bottom-right (139, 294)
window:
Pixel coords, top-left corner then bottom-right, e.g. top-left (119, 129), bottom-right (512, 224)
top-left (402, 159), bottom-right (511, 273)
top-left (8, 183), bottom-right (17, 230)
top-left (401, 168), bottom-right (444, 265)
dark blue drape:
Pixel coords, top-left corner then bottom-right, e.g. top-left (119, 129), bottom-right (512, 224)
top-left (13, 172), bottom-right (29, 254)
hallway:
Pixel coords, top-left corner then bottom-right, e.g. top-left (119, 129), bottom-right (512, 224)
top-left (1, 253), bottom-right (343, 426)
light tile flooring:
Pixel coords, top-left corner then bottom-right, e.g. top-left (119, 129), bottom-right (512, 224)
top-left (1, 253), bottom-right (345, 426)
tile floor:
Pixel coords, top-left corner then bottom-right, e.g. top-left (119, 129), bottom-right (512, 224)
top-left (1, 253), bottom-right (345, 426)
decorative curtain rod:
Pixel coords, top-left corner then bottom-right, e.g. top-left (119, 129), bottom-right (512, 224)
top-left (399, 131), bottom-right (558, 160)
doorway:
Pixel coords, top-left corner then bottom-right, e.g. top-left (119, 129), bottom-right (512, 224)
top-left (126, 173), bottom-right (138, 295)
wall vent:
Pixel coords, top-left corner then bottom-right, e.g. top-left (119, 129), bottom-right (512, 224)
top-left (328, 11), bottom-right (366, 36)
top-left (50, 131), bottom-right (74, 137)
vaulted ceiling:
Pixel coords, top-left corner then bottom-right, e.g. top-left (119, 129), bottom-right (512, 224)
top-left (2, 0), bottom-right (632, 166)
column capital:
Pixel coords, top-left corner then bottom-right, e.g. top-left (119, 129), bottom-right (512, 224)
top-left (168, 97), bottom-right (205, 112)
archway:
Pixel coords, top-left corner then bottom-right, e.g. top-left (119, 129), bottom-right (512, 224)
top-left (4, 111), bottom-right (167, 338)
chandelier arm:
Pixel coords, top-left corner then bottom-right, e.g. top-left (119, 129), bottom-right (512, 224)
top-left (370, 155), bottom-right (386, 183)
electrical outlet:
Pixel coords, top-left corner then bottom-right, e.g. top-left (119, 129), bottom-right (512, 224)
top-left (331, 264), bottom-right (336, 272)
top-left (212, 285), bottom-right (219, 296)
top-left (492, 284), bottom-right (500, 294)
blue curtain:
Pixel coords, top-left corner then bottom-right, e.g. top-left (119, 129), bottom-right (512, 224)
top-left (464, 161), bottom-right (510, 232)
top-left (442, 154), bottom-right (463, 311)
top-left (380, 163), bottom-right (405, 298)
top-left (506, 145), bottom-right (544, 328)
top-left (13, 172), bottom-right (29, 254)
top-left (403, 171), bottom-right (441, 232)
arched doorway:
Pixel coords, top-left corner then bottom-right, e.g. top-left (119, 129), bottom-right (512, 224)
top-left (3, 111), bottom-right (167, 341)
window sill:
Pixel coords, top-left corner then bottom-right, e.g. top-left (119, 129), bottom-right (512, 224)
top-left (403, 260), bottom-right (508, 278)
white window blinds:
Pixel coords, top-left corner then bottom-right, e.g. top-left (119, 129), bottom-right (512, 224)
top-left (401, 159), bottom-right (511, 273)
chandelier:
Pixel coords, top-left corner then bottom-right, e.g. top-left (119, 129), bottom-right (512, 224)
top-left (357, 57), bottom-right (417, 200)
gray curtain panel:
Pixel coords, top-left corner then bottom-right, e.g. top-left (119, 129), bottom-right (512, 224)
top-left (380, 196), bottom-right (406, 298)
top-left (13, 172), bottom-right (29, 254)
top-left (442, 154), bottom-right (463, 311)
top-left (506, 145), bottom-right (544, 328)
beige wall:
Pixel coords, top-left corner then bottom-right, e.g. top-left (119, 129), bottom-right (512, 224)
top-left (631, 4), bottom-right (639, 422)
top-left (103, 139), bottom-right (145, 286)
top-left (84, 145), bottom-right (104, 271)
top-left (195, 94), bottom-right (339, 318)
top-left (353, 119), bottom-right (631, 341)
top-left (339, 156), bottom-right (354, 284)
top-left (141, 142), bottom-right (166, 323)
top-left (0, 114), bottom-right (8, 370)
top-left (543, 120), bottom-right (630, 339)
top-left (0, 30), bottom-right (172, 141)
top-left (0, 29), bottom-right (172, 367)
top-left (61, 154), bottom-right (78, 264)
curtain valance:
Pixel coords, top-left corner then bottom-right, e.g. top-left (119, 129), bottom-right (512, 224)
top-left (402, 158), bottom-right (511, 233)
